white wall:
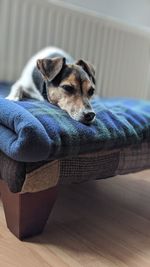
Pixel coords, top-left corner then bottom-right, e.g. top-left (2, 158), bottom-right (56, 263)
top-left (59, 0), bottom-right (150, 28)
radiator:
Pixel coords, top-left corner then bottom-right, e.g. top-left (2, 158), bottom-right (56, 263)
top-left (0, 0), bottom-right (150, 99)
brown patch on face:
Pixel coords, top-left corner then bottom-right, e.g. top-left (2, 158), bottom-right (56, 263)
top-left (82, 80), bottom-right (93, 96)
top-left (60, 73), bottom-right (80, 89)
top-left (47, 86), bottom-right (62, 104)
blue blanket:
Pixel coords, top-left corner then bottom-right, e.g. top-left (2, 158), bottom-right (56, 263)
top-left (1, 83), bottom-right (150, 162)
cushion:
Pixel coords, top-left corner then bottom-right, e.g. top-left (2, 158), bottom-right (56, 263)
top-left (0, 83), bottom-right (150, 163)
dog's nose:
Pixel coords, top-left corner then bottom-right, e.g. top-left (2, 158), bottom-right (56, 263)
top-left (84, 111), bottom-right (95, 122)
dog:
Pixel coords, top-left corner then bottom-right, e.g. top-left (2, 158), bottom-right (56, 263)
top-left (6, 47), bottom-right (96, 124)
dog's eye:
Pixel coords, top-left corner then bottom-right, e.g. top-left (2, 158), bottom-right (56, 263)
top-left (61, 85), bottom-right (74, 94)
top-left (88, 88), bottom-right (95, 96)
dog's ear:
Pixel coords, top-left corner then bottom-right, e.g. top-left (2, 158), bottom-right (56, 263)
top-left (37, 57), bottom-right (66, 81)
top-left (76, 59), bottom-right (95, 84)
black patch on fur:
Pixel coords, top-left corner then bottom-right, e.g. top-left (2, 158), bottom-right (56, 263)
top-left (32, 67), bottom-right (45, 95)
top-left (47, 66), bottom-right (73, 87)
top-left (91, 76), bottom-right (95, 85)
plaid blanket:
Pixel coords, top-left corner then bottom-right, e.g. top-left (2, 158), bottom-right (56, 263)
top-left (1, 83), bottom-right (150, 162)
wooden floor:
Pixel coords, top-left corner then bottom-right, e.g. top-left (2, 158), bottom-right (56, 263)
top-left (1, 171), bottom-right (150, 266)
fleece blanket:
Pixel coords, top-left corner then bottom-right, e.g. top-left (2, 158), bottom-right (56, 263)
top-left (1, 83), bottom-right (150, 162)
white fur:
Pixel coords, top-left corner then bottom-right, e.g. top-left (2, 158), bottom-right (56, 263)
top-left (6, 47), bottom-right (72, 101)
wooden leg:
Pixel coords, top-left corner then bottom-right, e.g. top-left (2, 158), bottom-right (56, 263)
top-left (0, 180), bottom-right (58, 240)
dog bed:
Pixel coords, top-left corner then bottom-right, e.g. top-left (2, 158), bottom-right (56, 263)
top-left (1, 82), bottom-right (150, 239)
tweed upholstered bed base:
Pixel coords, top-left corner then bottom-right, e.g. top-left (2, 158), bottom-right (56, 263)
top-left (0, 142), bottom-right (150, 194)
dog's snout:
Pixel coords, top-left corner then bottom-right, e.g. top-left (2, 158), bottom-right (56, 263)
top-left (84, 111), bottom-right (95, 122)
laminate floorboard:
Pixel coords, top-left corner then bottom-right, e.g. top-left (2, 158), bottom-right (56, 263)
top-left (1, 170), bottom-right (150, 266)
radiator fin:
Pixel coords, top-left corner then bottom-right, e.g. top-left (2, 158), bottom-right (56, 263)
top-left (0, 0), bottom-right (150, 99)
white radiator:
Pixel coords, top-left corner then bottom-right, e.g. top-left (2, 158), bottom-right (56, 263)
top-left (0, 0), bottom-right (150, 99)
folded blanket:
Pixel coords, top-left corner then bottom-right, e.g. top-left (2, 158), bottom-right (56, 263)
top-left (1, 83), bottom-right (150, 162)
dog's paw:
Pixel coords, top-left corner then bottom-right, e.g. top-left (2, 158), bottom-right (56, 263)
top-left (5, 95), bottom-right (20, 101)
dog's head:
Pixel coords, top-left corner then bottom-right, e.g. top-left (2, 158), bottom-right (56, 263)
top-left (37, 57), bottom-right (96, 124)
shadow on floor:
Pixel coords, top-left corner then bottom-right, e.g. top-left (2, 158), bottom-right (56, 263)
top-left (28, 173), bottom-right (150, 265)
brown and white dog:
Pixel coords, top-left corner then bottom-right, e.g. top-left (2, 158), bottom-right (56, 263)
top-left (6, 47), bottom-right (96, 124)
